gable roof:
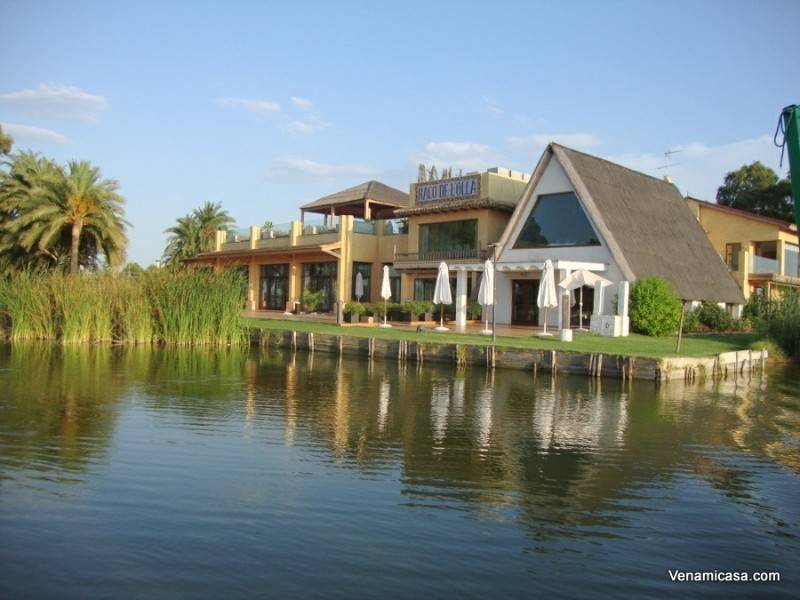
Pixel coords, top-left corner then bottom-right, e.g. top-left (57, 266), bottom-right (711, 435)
top-left (300, 180), bottom-right (409, 211)
top-left (500, 143), bottom-right (745, 304)
top-left (686, 196), bottom-right (798, 234)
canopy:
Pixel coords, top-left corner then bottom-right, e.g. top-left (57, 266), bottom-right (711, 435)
top-left (354, 272), bottom-right (365, 300)
top-left (433, 262), bottom-right (452, 305)
top-left (558, 269), bottom-right (611, 292)
top-left (380, 265), bottom-right (392, 300)
top-left (537, 259), bottom-right (558, 309)
top-left (477, 259), bottom-right (494, 307)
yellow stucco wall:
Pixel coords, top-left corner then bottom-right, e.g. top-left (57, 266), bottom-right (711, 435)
top-left (687, 198), bottom-right (799, 298)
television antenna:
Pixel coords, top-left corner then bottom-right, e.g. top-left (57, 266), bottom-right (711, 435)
top-left (657, 149), bottom-right (683, 171)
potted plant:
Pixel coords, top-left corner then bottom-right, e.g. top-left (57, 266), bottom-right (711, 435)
top-left (301, 289), bottom-right (325, 314)
top-left (344, 302), bottom-right (366, 323)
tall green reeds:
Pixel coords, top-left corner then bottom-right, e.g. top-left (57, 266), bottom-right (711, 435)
top-left (0, 269), bottom-right (246, 345)
top-left (757, 292), bottom-right (800, 361)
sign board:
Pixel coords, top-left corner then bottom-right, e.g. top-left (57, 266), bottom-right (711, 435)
top-left (415, 175), bottom-right (480, 203)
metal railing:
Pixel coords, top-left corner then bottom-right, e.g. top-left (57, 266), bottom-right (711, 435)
top-left (395, 246), bottom-right (488, 263)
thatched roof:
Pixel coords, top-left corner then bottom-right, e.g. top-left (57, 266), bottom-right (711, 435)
top-left (502, 144), bottom-right (745, 304)
top-left (395, 197), bottom-right (516, 217)
top-left (300, 180), bottom-right (409, 212)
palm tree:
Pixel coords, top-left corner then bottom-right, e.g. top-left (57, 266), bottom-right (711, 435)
top-left (162, 201), bottom-right (234, 266)
top-left (8, 159), bottom-right (128, 274)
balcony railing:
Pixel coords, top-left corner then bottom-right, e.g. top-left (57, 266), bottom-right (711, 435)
top-left (353, 219), bottom-right (375, 234)
top-left (751, 255), bottom-right (779, 274)
top-left (395, 246), bottom-right (488, 263)
top-left (260, 222), bottom-right (291, 240)
top-left (302, 223), bottom-right (339, 235)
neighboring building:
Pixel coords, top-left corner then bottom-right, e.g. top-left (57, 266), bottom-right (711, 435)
top-left (492, 144), bottom-right (745, 329)
top-left (686, 197), bottom-right (800, 299)
top-left (185, 180), bottom-right (410, 314)
top-left (392, 168), bottom-right (530, 314)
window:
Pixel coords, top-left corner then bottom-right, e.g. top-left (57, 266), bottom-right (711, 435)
top-left (302, 262), bottom-right (337, 312)
top-left (414, 279), bottom-right (436, 302)
top-left (352, 262), bottom-right (371, 301)
top-left (785, 243), bottom-right (799, 277)
top-left (725, 243), bottom-right (741, 271)
top-left (419, 219), bottom-right (478, 260)
top-left (260, 263), bottom-right (289, 310)
top-left (383, 264), bottom-right (401, 301)
top-left (514, 192), bottom-right (600, 249)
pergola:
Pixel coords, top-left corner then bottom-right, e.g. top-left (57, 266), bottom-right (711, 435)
top-left (299, 180), bottom-right (409, 223)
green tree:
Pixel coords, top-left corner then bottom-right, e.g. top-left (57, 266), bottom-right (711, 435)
top-left (716, 161), bottom-right (793, 222)
top-left (428, 165), bottom-right (438, 181)
top-left (0, 154), bottom-right (126, 274)
top-left (417, 163), bottom-right (427, 182)
top-left (0, 124), bottom-right (13, 155)
top-left (162, 201), bottom-right (234, 266)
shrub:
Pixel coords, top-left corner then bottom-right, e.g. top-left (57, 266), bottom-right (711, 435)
top-left (343, 302), bottom-right (366, 315)
top-left (681, 309), bottom-right (701, 334)
top-left (468, 299), bottom-right (482, 319)
top-left (696, 301), bottom-right (733, 332)
top-left (301, 289), bottom-right (325, 312)
top-left (757, 292), bottom-right (800, 361)
top-left (743, 292), bottom-right (774, 322)
top-left (629, 277), bottom-right (682, 336)
top-left (401, 300), bottom-right (433, 319)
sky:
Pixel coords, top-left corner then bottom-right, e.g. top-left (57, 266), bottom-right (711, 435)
top-left (1, 0), bottom-right (798, 266)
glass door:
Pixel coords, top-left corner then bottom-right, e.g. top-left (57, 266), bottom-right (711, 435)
top-left (512, 280), bottom-right (540, 325)
top-left (260, 264), bottom-right (289, 310)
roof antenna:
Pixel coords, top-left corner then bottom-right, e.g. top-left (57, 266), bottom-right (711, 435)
top-left (657, 149), bottom-right (682, 183)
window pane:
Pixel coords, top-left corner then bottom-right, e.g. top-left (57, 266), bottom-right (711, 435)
top-left (514, 192), bottom-right (600, 248)
top-left (419, 220), bottom-right (478, 259)
top-left (352, 262), bottom-right (371, 301)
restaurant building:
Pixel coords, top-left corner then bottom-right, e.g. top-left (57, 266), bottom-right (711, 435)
top-left (686, 196), bottom-right (800, 299)
top-left (492, 143), bottom-right (746, 330)
top-left (185, 180), bottom-right (410, 315)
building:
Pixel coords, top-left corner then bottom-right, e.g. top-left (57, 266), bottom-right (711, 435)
top-left (185, 180), bottom-right (410, 314)
top-left (686, 197), bottom-right (800, 299)
top-left (392, 168), bottom-right (530, 316)
top-left (491, 144), bottom-right (745, 329)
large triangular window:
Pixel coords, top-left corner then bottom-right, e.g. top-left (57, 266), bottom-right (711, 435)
top-left (513, 192), bottom-right (600, 249)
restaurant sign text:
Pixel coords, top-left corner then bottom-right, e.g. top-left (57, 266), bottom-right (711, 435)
top-left (416, 176), bottom-right (479, 203)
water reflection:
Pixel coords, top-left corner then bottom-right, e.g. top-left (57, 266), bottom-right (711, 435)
top-left (0, 344), bottom-right (798, 598)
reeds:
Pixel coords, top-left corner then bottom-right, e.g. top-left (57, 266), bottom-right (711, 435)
top-left (0, 269), bottom-right (246, 345)
top-left (758, 292), bottom-right (800, 361)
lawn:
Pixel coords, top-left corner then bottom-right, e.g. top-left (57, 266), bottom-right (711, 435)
top-left (243, 318), bottom-right (762, 359)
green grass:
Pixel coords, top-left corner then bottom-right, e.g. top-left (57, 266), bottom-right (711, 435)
top-left (243, 317), bottom-right (762, 359)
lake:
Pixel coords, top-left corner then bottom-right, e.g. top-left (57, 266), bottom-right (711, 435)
top-left (0, 344), bottom-right (798, 599)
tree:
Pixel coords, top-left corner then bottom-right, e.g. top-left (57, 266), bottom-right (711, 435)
top-left (428, 165), bottom-right (438, 181)
top-left (0, 153), bottom-right (126, 274)
top-left (716, 161), bottom-right (793, 222)
top-left (629, 277), bottom-right (682, 336)
top-left (417, 163), bottom-right (427, 182)
top-left (162, 201), bottom-right (234, 266)
top-left (0, 125), bottom-right (13, 155)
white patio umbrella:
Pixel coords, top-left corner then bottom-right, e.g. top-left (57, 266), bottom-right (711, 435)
top-left (477, 258), bottom-right (494, 335)
top-left (354, 271), bottom-right (365, 302)
top-left (432, 261), bottom-right (452, 331)
top-left (558, 270), bottom-right (611, 331)
top-left (537, 259), bottom-right (558, 336)
top-left (379, 265), bottom-right (392, 328)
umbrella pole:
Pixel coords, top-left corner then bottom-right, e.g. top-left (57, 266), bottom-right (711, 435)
top-left (440, 304), bottom-right (444, 329)
top-left (542, 307), bottom-right (548, 334)
top-left (579, 287), bottom-right (584, 331)
top-left (383, 298), bottom-right (387, 326)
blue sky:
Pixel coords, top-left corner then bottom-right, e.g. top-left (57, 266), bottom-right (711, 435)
top-left (1, 0), bottom-right (798, 265)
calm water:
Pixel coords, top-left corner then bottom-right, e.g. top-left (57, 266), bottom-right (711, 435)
top-left (0, 344), bottom-right (798, 599)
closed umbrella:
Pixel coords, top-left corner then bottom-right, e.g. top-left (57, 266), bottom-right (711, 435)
top-left (537, 259), bottom-right (558, 336)
top-left (558, 270), bottom-right (611, 331)
top-left (380, 265), bottom-right (392, 328)
top-left (477, 259), bottom-right (494, 335)
top-left (433, 261), bottom-right (452, 331)
top-left (354, 271), bottom-right (365, 302)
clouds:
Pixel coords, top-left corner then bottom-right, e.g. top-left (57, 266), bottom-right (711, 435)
top-left (417, 141), bottom-right (497, 172)
top-left (266, 157), bottom-right (380, 184)
top-left (217, 93), bottom-right (328, 134)
top-left (0, 84), bottom-right (107, 122)
top-left (608, 134), bottom-right (781, 200)
top-left (216, 96), bottom-right (281, 114)
top-left (507, 132), bottom-right (601, 152)
top-left (1, 122), bottom-right (69, 145)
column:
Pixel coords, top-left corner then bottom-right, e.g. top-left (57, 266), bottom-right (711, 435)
top-left (455, 269), bottom-right (468, 330)
top-left (593, 280), bottom-right (605, 315)
top-left (248, 258), bottom-right (258, 311)
top-left (249, 225), bottom-right (260, 250)
top-left (557, 268), bottom-right (571, 329)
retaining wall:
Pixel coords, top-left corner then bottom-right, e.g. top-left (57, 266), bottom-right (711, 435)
top-left (249, 329), bottom-right (767, 382)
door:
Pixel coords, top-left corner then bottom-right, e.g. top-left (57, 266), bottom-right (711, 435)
top-left (512, 279), bottom-right (540, 325)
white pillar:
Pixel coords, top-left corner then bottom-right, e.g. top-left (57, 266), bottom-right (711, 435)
top-left (455, 269), bottom-right (468, 330)
top-left (593, 280), bottom-right (605, 315)
top-left (617, 281), bottom-right (630, 319)
top-left (557, 268), bottom-right (571, 329)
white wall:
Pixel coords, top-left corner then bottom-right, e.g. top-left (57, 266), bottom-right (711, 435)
top-left (495, 156), bottom-right (627, 325)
